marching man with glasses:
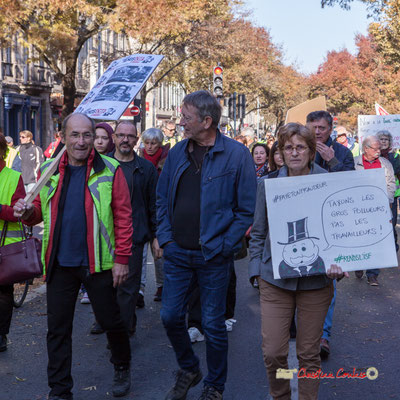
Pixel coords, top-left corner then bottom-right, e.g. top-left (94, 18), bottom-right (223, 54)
top-left (14, 113), bottom-right (133, 400)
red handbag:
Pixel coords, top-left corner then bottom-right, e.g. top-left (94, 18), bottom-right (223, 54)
top-left (0, 221), bottom-right (43, 285)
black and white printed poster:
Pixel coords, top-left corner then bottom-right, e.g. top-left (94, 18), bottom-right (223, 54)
top-left (75, 54), bottom-right (163, 120)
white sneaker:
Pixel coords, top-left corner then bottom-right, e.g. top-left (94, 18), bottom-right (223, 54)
top-left (225, 319), bottom-right (237, 332)
top-left (80, 292), bottom-right (90, 304)
top-left (188, 327), bottom-right (205, 343)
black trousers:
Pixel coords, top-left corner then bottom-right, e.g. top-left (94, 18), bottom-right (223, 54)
top-left (188, 262), bottom-right (236, 333)
top-left (117, 243), bottom-right (144, 333)
top-left (47, 265), bottom-right (131, 399)
top-left (0, 284), bottom-right (13, 335)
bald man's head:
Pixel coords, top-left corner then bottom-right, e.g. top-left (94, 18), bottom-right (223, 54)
top-left (62, 113), bottom-right (95, 136)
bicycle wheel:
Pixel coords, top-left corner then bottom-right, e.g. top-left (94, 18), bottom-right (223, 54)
top-left (13, 281), bottom-right (30, 308)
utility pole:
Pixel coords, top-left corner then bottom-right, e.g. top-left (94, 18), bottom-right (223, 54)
top-left (256, 97), bottom-right (260, 139)
top-left (97, 31), bottom-right (101, 80)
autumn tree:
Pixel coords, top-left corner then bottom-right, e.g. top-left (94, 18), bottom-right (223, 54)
top-left (0, 0), bottom-right (235, 118)
top-left (160, 16), bottom-right (308, 130)
top-left (108, 0), bottom-right (236, 130)
top-left (308, 34), bottom-right (400, 128)
top-left (0, 0), bottom-right (116, 117)
top-left (321, 0), bottom-right (385, 14)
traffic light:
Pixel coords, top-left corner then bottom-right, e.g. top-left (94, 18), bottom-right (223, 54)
top-left (237, 94), bottom-right (246, 119)
top-left (213, 65), bottom-right (223, 98)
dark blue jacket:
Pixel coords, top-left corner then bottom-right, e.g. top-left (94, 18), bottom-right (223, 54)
top-left (156, 131), bottom-right (257, 261)
top-left (109, 151), bottom-right (158, 245)
top-left (315, 137), bottom-right (355, 172)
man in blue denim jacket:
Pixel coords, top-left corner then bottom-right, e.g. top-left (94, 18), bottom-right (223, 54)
top-left (157, 90), bottom-right (256, 400)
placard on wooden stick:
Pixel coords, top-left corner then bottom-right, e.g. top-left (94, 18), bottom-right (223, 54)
top-left (24, 147), bottom-right (65, 204)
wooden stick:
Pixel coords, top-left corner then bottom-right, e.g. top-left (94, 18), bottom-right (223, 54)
top-left (24, 147), bottom-right (66, 204)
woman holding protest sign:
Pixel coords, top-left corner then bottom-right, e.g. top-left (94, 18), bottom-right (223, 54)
top-left (0, 133), bottom-right (26, 352)
top-left (249, 123), bottom-right (348, 400)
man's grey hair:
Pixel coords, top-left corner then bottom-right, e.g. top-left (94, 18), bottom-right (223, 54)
top-left (241, 127), bottom-right (255, 138)
top-left (141, 128), bottom-right (164, 144)
top-left (163, 119), bottom-right (176, 128)
top-left (182, 90), bottom-right (221, 128)
top-left (62, 113), bottom-right (95, 136)
top-left (376, 130), bottom-right (393, 147)
top-left (362, 135), bottom-right (380, 153)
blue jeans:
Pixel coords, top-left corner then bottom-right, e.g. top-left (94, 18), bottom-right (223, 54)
top-left (160, 242), bottom-right (231, 392)
top-left (322, 279), bottom-right (336, 340)
top-left (366, 269), bottom-right (380, 277)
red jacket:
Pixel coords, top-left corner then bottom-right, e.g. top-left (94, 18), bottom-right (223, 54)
top-left (0, 160), bottom-right (26, 222)
top-left (26, 150), bottom-right (133, 274)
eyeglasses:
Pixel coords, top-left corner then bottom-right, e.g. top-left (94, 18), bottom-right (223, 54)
top-left (367, 145), bottom-right (380, 151)
top-left (115, 134), bottom-right (137, 141)
top-left (283, 144), bottom-right (309, 154)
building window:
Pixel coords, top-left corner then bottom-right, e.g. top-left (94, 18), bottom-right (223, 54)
top-left (38, 69), bottom-right (45, 82)
top-left (3, 47), bottom-right (13, 76)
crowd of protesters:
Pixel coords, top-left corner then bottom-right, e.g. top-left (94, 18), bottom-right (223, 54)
top-left (1, 90), bottom-right (398, 400)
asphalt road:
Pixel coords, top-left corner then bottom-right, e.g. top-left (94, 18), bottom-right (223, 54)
top-left (1, 252), bottom-right (400, 400)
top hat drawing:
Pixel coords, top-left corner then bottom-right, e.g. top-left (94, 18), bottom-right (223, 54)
top-left (277, 217), bottom-right (319, 245)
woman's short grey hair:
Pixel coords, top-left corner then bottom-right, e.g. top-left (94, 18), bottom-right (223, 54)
top-left (142, 128), bottom-right (163, 144)
top-left (376, 130), bottom-right (393, 147)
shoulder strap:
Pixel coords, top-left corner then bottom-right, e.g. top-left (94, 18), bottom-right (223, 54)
top-left (0, 221), bottom-right (8, 246)
top-left (0, 220), bottom-right (26, 246)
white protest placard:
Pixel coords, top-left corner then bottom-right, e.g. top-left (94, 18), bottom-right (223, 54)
top-left (75, 54), bottom-right (164, 120)
top-left (265, 169), bottom-right (398, 280)
top-left (358, 114), bottom-right (400, 148)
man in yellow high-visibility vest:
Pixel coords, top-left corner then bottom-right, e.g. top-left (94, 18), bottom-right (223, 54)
top-left (14, 113), bottom-right (134, 400)
top-left (0, 133), bottom-right (26, 352)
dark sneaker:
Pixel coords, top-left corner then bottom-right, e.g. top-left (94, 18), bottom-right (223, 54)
top-left (154, 286), bottom-right (163, 302)
top-left (112, 367), bottom-right (131, 397)
top-left (367, 275), bottom-right (379, 286)
top-left (165, 369), bottom-right (202, 400)
top-left (198, 385), bottom-right (223, 400)
top-left (355, 270), bottom-right (363, 279)
top-left (90, 321), bottom-right (105, 335)
top-left (137, 291), bottom-right (145, 308)
top-left (0, 335), bottom-right (7, 352)
top-left (320, 338), bottom-right (330, 358)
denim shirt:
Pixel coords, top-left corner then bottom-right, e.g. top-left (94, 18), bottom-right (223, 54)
top-left (156, 131), bottom-right (257, 261)
top-left (248, 164), bottom-right (332, 291)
